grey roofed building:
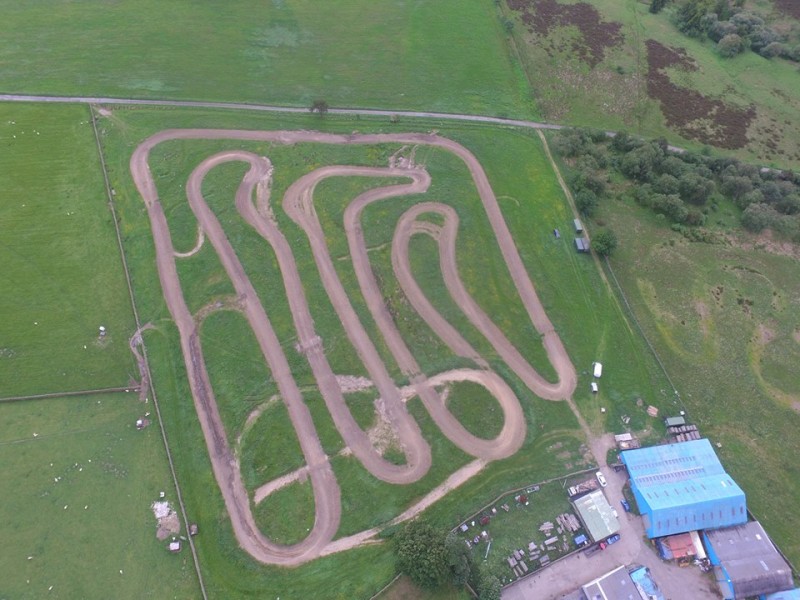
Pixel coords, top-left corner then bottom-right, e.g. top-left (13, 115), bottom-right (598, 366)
top-left (572, 489), bottom-right (619, 543)
top-left (703, 521), bottom-right (794, 600)
top-left (582, 565), bottom-right (640, 600)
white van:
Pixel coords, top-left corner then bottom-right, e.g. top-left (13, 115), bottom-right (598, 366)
top-left (592, 362), bottom-right (603, 378)
top-left (596, 471), bottom-right (607, 487)
top-left (591, 382), bottom-right (598, 394)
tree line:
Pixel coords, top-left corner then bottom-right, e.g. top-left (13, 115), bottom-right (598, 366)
top-left (389, 520), bottom-right (502, 599)
top-left (553, 128), bottom-right (800, 241)
top-left (651, 0), bottom-right (800, 61)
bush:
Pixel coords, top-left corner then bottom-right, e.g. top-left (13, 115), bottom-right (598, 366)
top-left (741, 203), bottom-right (780, 232)
top-left (679, 173), bottom-right (716, 205)
top-left (576, 189), bottom-right (599, 216)
top-left (395, 521), bottom-right (448, 589)
top-left (592, 229), bottom-right (618, 256)
top-left (718, 33), bottom-right (746, 57)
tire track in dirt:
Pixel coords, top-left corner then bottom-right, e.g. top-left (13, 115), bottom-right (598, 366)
top-left (130, 129), bottom-right (576, 566)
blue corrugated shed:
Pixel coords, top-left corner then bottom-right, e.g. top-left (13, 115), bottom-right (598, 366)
top-left (621, 439), bottom-right (746, 538)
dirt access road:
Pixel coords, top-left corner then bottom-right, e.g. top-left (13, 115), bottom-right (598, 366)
top-left (130, 129), bottom-right (576, 566)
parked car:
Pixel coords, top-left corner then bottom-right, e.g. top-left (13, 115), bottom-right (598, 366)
top-left (596, 471), bottom-right (607, 487)
top-left (606, 534), bottom-right (621, 545)
top-left (584, 544), bottom-right (601, 557)
top-left (620, 499), bottom-right (631, 512)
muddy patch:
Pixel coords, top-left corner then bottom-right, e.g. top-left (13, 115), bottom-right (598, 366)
top-left (646, 40), bottom-right (755, 149)
top-left (507, 0), bottom-right (623, 68)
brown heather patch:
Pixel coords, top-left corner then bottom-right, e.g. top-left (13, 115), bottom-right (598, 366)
top-left (776, 0), bottom-right (800, 20)
top-left (646, 39), bottom-right (755, 149)
top-left (507, 0), bottom-right (623, 68)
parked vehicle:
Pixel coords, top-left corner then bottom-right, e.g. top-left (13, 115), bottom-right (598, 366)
top-left (596, 471), bottom-right (607, 487)
top-left (584, 544), bottom-right (601, 557)
top-left (606, 534), bottom-right (621, 545)
top-left (620, 499), bottom-right (631, 512)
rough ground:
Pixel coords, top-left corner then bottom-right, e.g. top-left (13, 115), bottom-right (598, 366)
top-left (130, 130), bottom-right (576, 566)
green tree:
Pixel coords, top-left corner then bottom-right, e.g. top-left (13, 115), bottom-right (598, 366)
top-left (476, 565), bottom-right (501, 600)
top-left (650, 0), bottom-right (668, 14)
top-left (445, 532), bottom-right (473, 586)
top-left (394, 520), bottom-right (448, 589)
top-left (741, 203), bottom-right (779, 232)
top-left (576, 189), bottom-right (599, 216)
top-left (309, 99), bottom-right (329, 114)
top-left (718, 33), bottom-right (746, 57)
top-left (592, 229), bottom-right (618, 256)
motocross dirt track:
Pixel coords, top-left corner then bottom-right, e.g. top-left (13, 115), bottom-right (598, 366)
top-left (130, 129), bottom-right (576, 566)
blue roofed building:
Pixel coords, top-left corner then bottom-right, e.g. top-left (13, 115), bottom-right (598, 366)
top-left (620, 438), bottom-right (746, 538)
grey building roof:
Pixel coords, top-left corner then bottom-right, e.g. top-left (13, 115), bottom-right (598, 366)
top-left (582, 566), bottom-right (639, 600)
top-left (573, 489), bottom-right (619, 542)
top-left (706, 521), bottom-right (793, 599)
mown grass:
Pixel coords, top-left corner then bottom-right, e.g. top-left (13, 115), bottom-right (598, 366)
top-left (95, 106), bottom-right (675, 595)
top-left (500, 0), bottom-right (800, 166)
top-left (0, 103), bottom-right (135, 397)
top-left (445, 381), bottom-right (506, 440)
top-left (254, 479), bottom-right (315, 546)
top-left (0, 0), bottom-right (533, 118)
top-left (596, 191), bottom-right (800, 565)
top-left (0, 393), bottom-right (199, 599)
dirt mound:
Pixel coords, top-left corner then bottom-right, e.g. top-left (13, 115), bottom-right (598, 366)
top-left (645, 40), bottom-right (755, 149)
top-left (508, 0), bottom-right (623, 68)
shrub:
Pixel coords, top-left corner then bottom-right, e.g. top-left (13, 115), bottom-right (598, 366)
top-left (718, 33), bottom-right (746, 57)
top-left (741, 203), bottom-right (780, 232)
top-left (592, 229), bottom-right (618, 256)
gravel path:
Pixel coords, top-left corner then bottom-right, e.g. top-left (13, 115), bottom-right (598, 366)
top-left (130, 129), bottom-right (576, 566)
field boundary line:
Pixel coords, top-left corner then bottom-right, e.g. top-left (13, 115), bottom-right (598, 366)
top-left (369, 573), bottom-right (402, 600)
top-left (88, 106), bottom-right (208, 600)
top-left (0, 386), bottom-right (138, 403)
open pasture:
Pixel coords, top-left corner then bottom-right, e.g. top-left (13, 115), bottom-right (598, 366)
top-left (0, 0), bottom-right (531, 118)
top-left (0, 103), bottom-right (135, 398)
top-left (95, 106), bottom-right (672, 595)
top-left (599, 194), bottom-right (800, 565)
top-left (0, 393), bottom-right (199, 599)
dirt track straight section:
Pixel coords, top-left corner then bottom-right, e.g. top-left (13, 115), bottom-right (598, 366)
top-left (130, 129), bottom-right (576, 566)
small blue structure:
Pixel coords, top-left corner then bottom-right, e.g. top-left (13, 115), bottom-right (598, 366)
top-left (621, 439), bottom-right (746, 538)
top-left (762, 589), bottom-right (800, 600)
top-left (629, 566), bottom-right (666, 600)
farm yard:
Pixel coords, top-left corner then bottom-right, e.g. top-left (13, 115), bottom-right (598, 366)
top-left (452, 473), bottom-right (598, 587)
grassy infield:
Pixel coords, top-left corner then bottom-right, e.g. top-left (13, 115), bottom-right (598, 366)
top-left (1, 0), bottom-right (798, 598)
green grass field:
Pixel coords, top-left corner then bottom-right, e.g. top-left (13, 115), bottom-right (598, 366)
top-left (0, 393), bottom-right (199, 599)
top-left (0, 0), bottom-right (532, 118)
top-left (501, 0), bottom-right (800, 166)
top-left (0, 103), bottom-right (136, 398)
top-left (595, 188), bottom-right (800, 565)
